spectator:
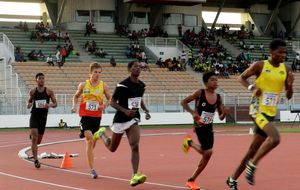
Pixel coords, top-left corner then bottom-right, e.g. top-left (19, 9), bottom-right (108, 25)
top-left (110, 56), bottom-right (116, 67)
top-left (46, 54), bottom-right (54, 66)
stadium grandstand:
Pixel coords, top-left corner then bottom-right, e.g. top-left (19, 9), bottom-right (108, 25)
top-left (0, 0), bottom-right (300, 127)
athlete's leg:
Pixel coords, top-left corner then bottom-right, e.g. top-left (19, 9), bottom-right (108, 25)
top-left (231, 134), bottom-right (266, 180)
top-left (84, 130), bottom-right (96, 170)
top-left (252, 123), bottom-right (280, 165)
top-left (30, 128), bottom-right (39, 160)
top-left (189, 149), bottom-right (213, 181)
top-left (101, 131), bottom-right (123, 152)
top-left (125, 123), bottom-right (140, 174)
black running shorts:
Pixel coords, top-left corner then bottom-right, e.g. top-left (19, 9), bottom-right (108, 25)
top-left (194, 126), bottom-right (214, 150)
top-left (80, 116), bottom-right (101, 134)
top-left (29, 113), bottom-right (48, 135)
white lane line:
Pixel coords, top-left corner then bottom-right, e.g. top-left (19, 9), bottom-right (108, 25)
top-left (23, 159), bottom-right (187, 189)
top-left (18, 132), bottom-right (248, 189)
top-left (0, 171), bottom-right (87, 190)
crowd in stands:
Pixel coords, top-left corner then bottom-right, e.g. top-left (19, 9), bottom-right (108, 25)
top-left (84, 40), bottom-right (108, 58)
top-left (15, 21), bottom-right (28, 32)
top-left (116, 25), bottom-right (169, 40)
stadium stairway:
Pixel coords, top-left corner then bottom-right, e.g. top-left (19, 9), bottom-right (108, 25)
top-left (0, 28), bottom-right (81, 63)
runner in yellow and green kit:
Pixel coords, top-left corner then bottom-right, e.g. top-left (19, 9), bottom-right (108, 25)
top-left (226, 39), bottom-right (294, 190)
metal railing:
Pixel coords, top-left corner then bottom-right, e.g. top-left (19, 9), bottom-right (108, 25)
top-left (1, 92), bottom-right (300, 116)
top-left (0, 33), bottom-right (14, 57)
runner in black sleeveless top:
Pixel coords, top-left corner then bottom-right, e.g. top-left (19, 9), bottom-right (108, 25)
top-left (181, 72), bottom-right (230, 190)
top-left (27, 73), bottom-right (57, 168)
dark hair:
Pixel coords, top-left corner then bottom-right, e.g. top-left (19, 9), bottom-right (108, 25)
top-left (35, 72), bottom-right (44, 79)
top-left (202, 71), bottom-right (216, 83)
top-left (269, 39), bottom-right (286, 51)
top-left (127, 61), bottom-right (136, 69)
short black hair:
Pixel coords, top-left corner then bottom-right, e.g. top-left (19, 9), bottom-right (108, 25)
top-left (128, 61), bottom-right (139, 70)
top-left (35, 72), bottom-right (44, 79)
top-left (202, 71), bottom-right (216, 83)
top-left (269, 39), bottom-right (286, 51)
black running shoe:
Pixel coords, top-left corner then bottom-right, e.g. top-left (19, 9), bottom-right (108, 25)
top-left (79, 131), bottom-right (85, 138)
top-left (226, 177), bottom-right (238, 190)
top-left (34, 160), bottom-right (41, 168)
top-left (245, 161), bottom-right (256, 185)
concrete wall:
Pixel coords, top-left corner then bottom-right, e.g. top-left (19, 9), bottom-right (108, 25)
top-left (279, 1), bottom-right (300, 37)
top-left (59, 0), bottom-right (115, 32)
top-left (0, 112), bottom-right (225, 128)
top-left (147, 46), bottom-right (181, 60)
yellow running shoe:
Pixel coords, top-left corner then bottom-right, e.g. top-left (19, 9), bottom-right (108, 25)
top-left (182, 135), bottom-right (192, 154)
top-left (93, 127), bottom-right (106, 141)
top-left (130, 172), bottom-right (147, 186)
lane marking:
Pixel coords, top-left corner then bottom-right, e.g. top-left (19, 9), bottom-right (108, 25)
top-left (18, 132), bottom-right (249, 189)
top-left (0, 171), bottom-right (87, 190)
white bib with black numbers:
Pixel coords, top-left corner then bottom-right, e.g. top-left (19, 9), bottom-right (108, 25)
top-left (128, 97), bottom-right (142, 109)
top-left (262, 92), bottom-right (279, 106)
top-left (199, 111), bottom-right (215, 124)
top-left (35, 99), bottom-right (47, 108)
top-left (85, 101), bottom-right (99, 111)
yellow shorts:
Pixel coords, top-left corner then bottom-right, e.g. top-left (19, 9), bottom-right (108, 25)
top-left (253, 113), bottom-right (274, 129)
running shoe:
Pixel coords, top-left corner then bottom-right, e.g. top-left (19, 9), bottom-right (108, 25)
top-left (182, 135), bottom-right (192, 153)
top-left (226, 176), bottom-right (238, 190)
top-left (185, 180), bottom-right (200, 190)
top-left (90, 169), bottom-right (98, 179)
top-left (130, 172), bottom-right (147, 186)
top-left (79, 130), bottom-right (85, 138)
top-left (34, 160), bottom-right (41, 168)
top-left (93, 127), bottom-right (106, 141)
top-left (245, 160), bottom-right (256, 185)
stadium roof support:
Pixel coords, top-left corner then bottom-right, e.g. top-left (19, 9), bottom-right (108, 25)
top-left (263, 0), bottom-right (282, 35)
top-left (290, 12), bottom-right (300, 36)
top-left (56, 0), bottom-right (66, 27)
top-left (211, 0), bottom-right (226, 30)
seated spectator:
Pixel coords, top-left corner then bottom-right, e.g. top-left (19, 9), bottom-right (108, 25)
top-left (37, 50), bottom-right (45, 60)
top-left (259, 43), bottom-right (264, 52)
top-left (28, 50), bottom-right (38, 60)
top-left (23, 21), bottom-right (29, 32)
top-left (156, 57), bottom-right (164, 67)
top-left (249, 43), bottom-right (255, 51)
top-left (110, 56), bottom-right (116, 67)
top-left (46, 54), bottom-right (54, 66)
top-left (94, 48), bottom-right (107, 58)
top-left (15, 47), bottom-right (26, 62)
top-left (58, 119), bottom-right (68, 128)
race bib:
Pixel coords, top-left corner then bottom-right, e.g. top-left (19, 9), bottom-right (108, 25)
top-left (85, 101), bottom-right (99, 111)
top-left (35, 99), bottom-right (47, 108)
top-left (128, 97), bottom-right (142, 109)
top-left (262, 93), bottom-right (279, 106)
top-left (199, 111), bottom-right (215, 124)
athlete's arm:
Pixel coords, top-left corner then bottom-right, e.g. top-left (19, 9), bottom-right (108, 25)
top-left (111, 98), bottom-right (136, 117)
top-left (238, 61), bottom-right (263, 97)
top-left (217, 96), bottom-right (230, 120)
top-left (141, 99), bottom-right (151, 120)
top-left (285, 67), bottom-right (294, 100)
top-left (47, 88), bottom-right (57, 108)
top-left (181, 90), bottom-right (200, 117)
top-left (27, 88), bottom-right (34, 109)
top-left (103, 83), bottom-right (111, 108)
top-left (71, 83), bottom-right (84, 113)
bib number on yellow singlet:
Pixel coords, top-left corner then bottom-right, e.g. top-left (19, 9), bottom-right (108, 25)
top-left (199, 111), bottom-right (215, 124)
top-left (86, 101), bottom-right (99, 111)
top-left (262, 93), bottom-right (278, 106)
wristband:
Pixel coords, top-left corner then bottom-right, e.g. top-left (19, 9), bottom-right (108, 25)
top-left (248, 84), bottom-right (254, 91)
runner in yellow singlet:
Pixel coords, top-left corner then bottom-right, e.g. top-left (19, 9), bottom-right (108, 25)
top-left (226, 39), bottom-right (294, 190)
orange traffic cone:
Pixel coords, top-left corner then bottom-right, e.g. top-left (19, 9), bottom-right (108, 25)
top-left (60, 152), bottom-right (73, 169)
